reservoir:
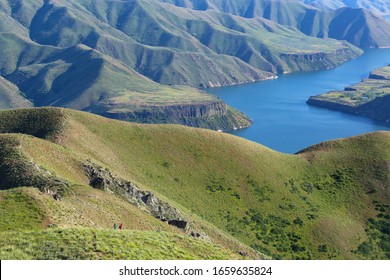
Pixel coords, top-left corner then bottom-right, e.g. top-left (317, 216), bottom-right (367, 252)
top-left (207, 49), bottom-right (390, 154)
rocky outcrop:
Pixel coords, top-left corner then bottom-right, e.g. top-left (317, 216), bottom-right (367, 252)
top-left (308, 94), bottom-right (390, 124)
top-left (101, 101), bottom-right (252, 131)
top-left (307, 98), bottom-right (356, 113)
top-left (281, 48), bottom-right (362, 72)
top-left (356, 95), bottom-right (390, 123)
top-left (83, 162), bottom-right (188, 230)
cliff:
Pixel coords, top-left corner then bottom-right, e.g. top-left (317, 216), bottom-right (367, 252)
top-left (280, 48), bottom-right (362, 72)
top-left (101, 101), bottom-right (252, 131)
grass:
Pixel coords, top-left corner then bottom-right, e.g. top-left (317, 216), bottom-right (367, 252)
top-left (0, 189), bottom-right (46, 232)
top-left (0, 108), bottom-right (389, 259)
top-left (0, 228), bottom-right (244, 260)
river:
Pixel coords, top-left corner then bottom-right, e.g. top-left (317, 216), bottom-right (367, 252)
top-left (206, 49), bottom-right (390, 154)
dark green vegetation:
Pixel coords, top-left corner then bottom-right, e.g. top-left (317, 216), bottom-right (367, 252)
top-left (0, 108), bottom-right (389, 259)
top-left (307, 65), bottom-right (390, 123)
top-left (0, 0), bottom-right (373, 129)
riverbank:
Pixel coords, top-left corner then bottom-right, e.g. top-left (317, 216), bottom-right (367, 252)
top-left (307, 65), bottom-right (390, 124)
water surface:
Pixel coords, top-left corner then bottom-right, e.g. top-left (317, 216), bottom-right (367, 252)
top-left (207, 49), bottom-right (390, 153)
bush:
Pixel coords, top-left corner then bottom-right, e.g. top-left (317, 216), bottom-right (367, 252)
top-left (357, 242), bottom-right (372, 255)
top-left (293, 217), bottom-right (304, 227)
top-left (318, 244), bottom-right (328, 253)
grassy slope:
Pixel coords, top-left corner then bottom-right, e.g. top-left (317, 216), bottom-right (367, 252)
top-left (0, 186), bottom-right (247, 260)
top-left (0, 227), bottom-right (243, 260)
top-left (1, 108), bottom-right (389, 259)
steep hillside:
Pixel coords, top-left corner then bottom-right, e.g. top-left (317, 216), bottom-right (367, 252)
top-left (161, 0), bottom-right (390, 48)
top-left (308, 65), bottom-right (390, 123)
top-left (22, 0), bottom-right (361, 80)
top-left (1, 108), bottom-right (389, 259)
top-left (300, 0), bottom-right (390, 18)
top-left (0, 186), bottom-right (251, 260)
top-left (0, 76), bottom-right (32, 109)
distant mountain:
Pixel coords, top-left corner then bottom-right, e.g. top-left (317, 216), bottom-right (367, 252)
top-left (300, 0), bottom-right (390, 19)
top-left (0, 0), bottom-right (363, 128)
top-left (161, 0), bottom-right (390, 48)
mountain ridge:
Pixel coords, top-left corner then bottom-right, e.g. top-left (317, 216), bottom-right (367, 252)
top-left (0, 0), bottom-right (368, 129)
top-left (161, 0), bottom-right (390, 48)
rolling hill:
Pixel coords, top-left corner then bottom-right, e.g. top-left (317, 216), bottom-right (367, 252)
top-left (0, 108), bottom-right (389, 259)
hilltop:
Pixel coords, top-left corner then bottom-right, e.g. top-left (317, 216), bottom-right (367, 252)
top-left (308, 65), bottom-right (390, 123)
top-left (0, 108), bottom-right (389, 259)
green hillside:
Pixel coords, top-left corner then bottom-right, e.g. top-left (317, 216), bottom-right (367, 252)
top-left (0, 228), bottom-right (244, 260)
top-left (0, 187), bottom-right (249, 260)
top-left (1, 108), bottom-right (389, 259)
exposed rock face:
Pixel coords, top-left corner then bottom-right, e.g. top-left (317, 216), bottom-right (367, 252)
top-left (280, 48), bottom-right (362, 72)
top-left (307, 94), bottom-right (390, 123)
top-left (357, 95), bottom-right (390, 123)
top-left (101, 101), bottom-right (252, 131)
top-left (83, 162), bottom-right (188, 230)
top-left (129, 101), bottom-right (228, 119)
top-left (369, 73), bottom-right (388, 80)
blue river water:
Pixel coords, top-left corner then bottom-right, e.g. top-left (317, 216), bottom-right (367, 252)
top-left (206, 49), bottom-right (390, 154)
